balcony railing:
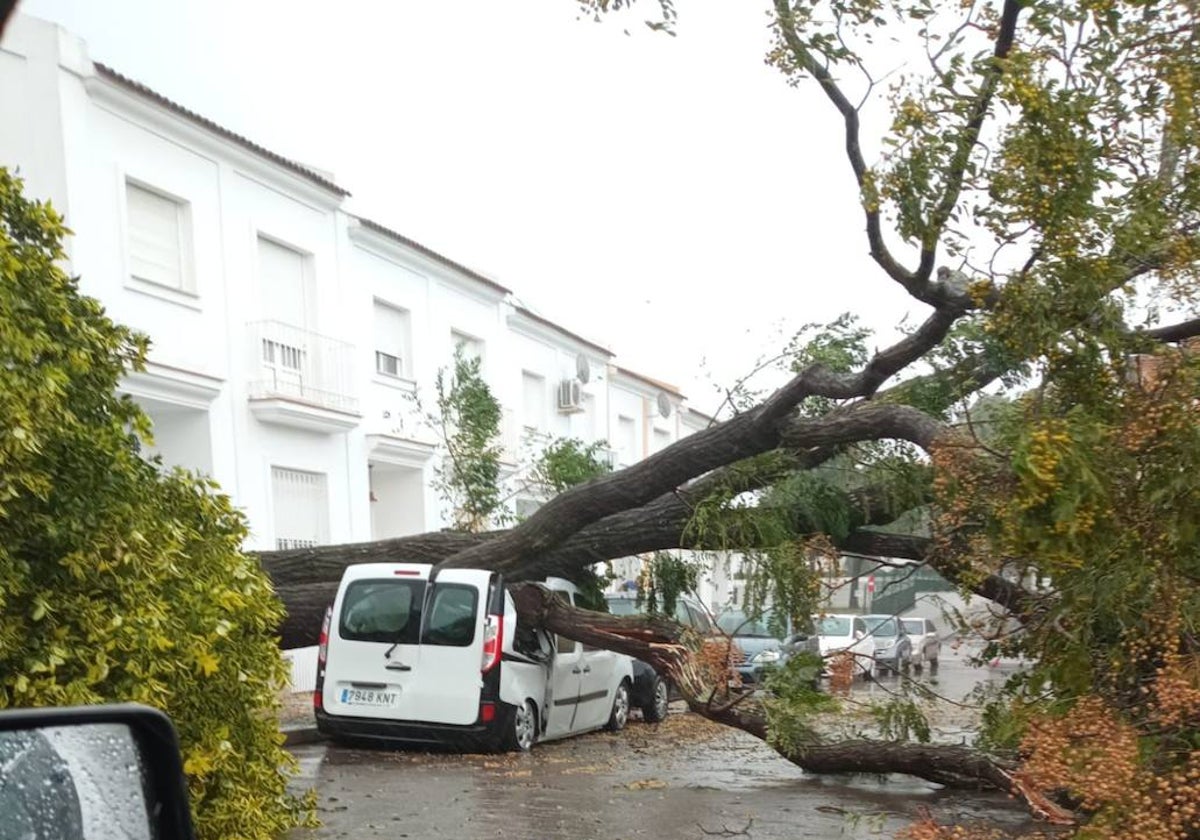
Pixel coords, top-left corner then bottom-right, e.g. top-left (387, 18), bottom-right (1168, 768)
top-left (247, 320), bottom-right (358, 414)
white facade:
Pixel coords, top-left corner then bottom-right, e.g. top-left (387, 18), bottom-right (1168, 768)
top-left (1, 16), bottom-right (713, 563)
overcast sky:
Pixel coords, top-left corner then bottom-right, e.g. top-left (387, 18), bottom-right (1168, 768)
top-left (16, 0), bottom-right (925, 412)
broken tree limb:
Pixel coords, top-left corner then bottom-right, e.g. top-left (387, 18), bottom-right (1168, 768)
top-left (510, 582), bottom-right (1027, 795)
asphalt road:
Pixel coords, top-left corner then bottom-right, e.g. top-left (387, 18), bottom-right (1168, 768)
top-left (287, 646), bottom-right (1032, 840)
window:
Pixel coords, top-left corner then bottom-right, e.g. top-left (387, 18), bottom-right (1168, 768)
top-left (672, 599), bottom-right (712, 634)
top-left (451, 330), bottom-right (483, 363)
top-left (423, 584), bottom-right (478, 647)
top-left (258, 237), bottom-right (309, 327)
top-left (618, 415), bottom-right (638, 463)
top-left (271, 467), bottom-right (329, 550)
top-left (126, 182), bottom-right (189, 292)
top-left (553, 590), bottom-right (577, 653)
top-left (374, 301), bottom-right (411, 379)
top-left (339, 579), bottom-right (423, 643)
top-left (819, 616), bottom-right (851, 636)
top-left (515, 498), bottom-right (541, 520)
top-left (522, 372), bottom-right (546, 430)
top-left (867, 617), bottom-right (898, 636)
top-left (652, 428), bottom-right (672, 454)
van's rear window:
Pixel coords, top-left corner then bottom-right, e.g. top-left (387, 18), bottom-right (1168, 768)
top-left (423, 584), bottom-right (479, 647)
top-left (339, 580), bottom-right (425, 644)
top-left (338, 579), bottom-right (479, 647)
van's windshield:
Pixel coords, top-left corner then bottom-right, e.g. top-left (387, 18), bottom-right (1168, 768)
top-left (338, 579), bottom-right (479, 647)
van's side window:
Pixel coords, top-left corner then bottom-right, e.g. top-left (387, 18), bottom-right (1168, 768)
top-left (423, 584), bottom-right (479, 647)
top-left (554, 591), bottom-right (577, 654)
top-left (340, 580), bottom-right (423, 644)
top-left (571, 592), bottom-right (599, 652)
top-left (686, 604), bottom-right (713, 634)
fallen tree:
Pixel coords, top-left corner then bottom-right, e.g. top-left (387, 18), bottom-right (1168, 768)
top-left (257, 2), bottom-right (1200, 835)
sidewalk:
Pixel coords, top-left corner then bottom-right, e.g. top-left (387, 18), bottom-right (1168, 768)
top-left (279, 690), bottom-right (324, 747)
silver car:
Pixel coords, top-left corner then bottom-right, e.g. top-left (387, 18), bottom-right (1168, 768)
top-left (862, 615), bottom-right (913, 675)
top-left (900, 617), bottom-right (942, 673)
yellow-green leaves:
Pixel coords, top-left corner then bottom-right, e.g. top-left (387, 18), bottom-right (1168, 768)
top-left (0, 168), bottom-right (310, 840)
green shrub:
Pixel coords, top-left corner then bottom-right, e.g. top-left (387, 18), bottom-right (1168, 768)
top-left (0, 167), bottom-right (313, 839)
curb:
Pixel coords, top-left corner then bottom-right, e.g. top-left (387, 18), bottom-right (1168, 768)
top-left (282, 725), bottom-right (327, 747)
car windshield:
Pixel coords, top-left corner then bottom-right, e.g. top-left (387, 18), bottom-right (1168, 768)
top-left (605, 598), bottom-right (640, 617)
top-left (901, 619), bottom-right (923, 635)
top-left (818, 616), bottom-right (851, 636)
top-left (716, 611), bottom-right (775, 637)
top-left (867, 617), bottom-right (898, 636)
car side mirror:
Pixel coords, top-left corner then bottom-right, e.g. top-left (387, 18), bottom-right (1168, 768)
top-left (0, 703), bottom-right (195, 840)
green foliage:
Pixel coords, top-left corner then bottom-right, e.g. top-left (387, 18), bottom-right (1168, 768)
top-left (428, 348), bottom-right (505, 532)
top-left (574, 0), bottom-right (676, 33)
top-left (762, 652), bottom-right (836, 755)
top-left (636, 551), bottom-right (701, 616)
top-left (0, 167), bottom-right (312, 840)
top-left (528, 437), bottom-right (611, 496)
top-left (869, 698), bottom-right (932, 744)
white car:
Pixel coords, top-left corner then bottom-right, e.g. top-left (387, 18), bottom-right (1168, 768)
top-left (316, 563), bottom-right (634, 752)
top-left (816, 614), bottom-right (877, 679)
top-left (900, 617), bottom-right (942, 673)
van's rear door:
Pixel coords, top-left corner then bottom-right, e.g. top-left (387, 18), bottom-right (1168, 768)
top-left (323, 564), bottom-right (490, 726)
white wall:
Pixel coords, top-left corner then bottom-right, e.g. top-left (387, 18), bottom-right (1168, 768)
top-left (0, 14), bottom-right (716, 565)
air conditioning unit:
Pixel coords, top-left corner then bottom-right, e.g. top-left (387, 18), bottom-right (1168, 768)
top-left (557, 378), bottom-right (584, 413)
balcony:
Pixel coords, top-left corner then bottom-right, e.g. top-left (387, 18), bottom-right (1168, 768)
top-left (247, 320), bottom-right (360, 433)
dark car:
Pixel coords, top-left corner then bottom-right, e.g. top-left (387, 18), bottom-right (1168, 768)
top-left (604, 593), bottom-right (715, 722)
top-left (717, 608), bottom-right (821, 684)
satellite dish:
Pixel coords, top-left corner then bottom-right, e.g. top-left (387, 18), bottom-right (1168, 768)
top-left (656, 392), bottom-right (672, 419)
top-left (575, 353), bottom-right (591, 384)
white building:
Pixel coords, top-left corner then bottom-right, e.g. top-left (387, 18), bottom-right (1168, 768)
top-left (0, 14), bottom-right (721, 599)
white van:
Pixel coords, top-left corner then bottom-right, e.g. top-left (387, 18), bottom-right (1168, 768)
top-left (314, 563), bottom-right (634, 751)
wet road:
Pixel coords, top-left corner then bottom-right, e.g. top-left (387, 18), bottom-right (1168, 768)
top-left (288, 647), bottom-right (1032, 840)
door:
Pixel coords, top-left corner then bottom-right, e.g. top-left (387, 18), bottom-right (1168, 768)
top-left (542, 592), bottom-right (583, 739)
top-left (322, 564), bottom-right (490, 726)
top-left (572, 593), bottom-right (617, 732)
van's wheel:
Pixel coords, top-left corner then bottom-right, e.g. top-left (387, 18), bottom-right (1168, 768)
top-left (642, 676), bottom-right (669, 723)
top-left (606, 681), bottom-right (630, 732)
top-left (502, 700), bottom-right (536, 752)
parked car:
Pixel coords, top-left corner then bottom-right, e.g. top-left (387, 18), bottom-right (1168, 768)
top-left (604, 592), bottom-right (715, 721)
top-left (716, 608), bottom-right (820, 684)
top-left (316, 563), bottom-right (634, 752)
top-left (900, 616), bottom-right (941, 673)
top-left (816, 614), bottom-right (877, 679)
top-left (862, 615), bottom-right (914, 675)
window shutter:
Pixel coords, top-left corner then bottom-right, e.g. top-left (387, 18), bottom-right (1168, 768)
top-left (127, 183), bottom-right (183, 289)
top-left (271, 467), bottom-right (329, 549)
top-left (373, 302), bottom-right (410, 376)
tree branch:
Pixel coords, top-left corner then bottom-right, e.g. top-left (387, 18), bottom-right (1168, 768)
top-left (917, 0), bottom-right (1023, 279)
top-left (1143, 317), bottom-right (1200, 343)
top-left (770, 0), bottom-right (919, 296)
top-left (511, 582), bottom-right (1023, 793)
top-left (432, 307), bottom-right (964, 576)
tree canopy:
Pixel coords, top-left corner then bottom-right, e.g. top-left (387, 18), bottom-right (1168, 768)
top-left (263, 2), bottom-right (1200, 835)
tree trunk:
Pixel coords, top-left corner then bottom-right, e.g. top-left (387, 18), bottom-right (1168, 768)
top-left (509, 583), bottom-right (1024, 794)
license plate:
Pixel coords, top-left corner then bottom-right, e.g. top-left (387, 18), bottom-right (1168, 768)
top-left (339, 687), bottom-right (400, 707)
